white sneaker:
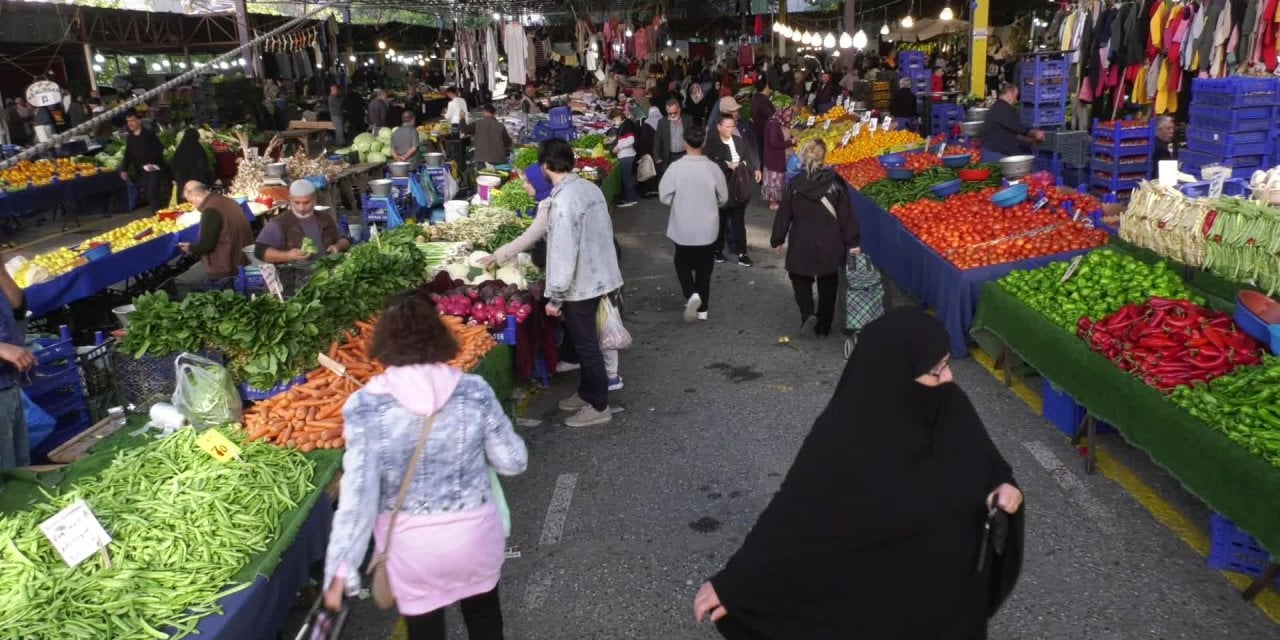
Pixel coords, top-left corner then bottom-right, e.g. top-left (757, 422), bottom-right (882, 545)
top-left (558, 394), bottom-right (588, 412)
top-left (565, 405), bottom-right (612, 427)
top-left (697, 311), bottom-right (708, 321)
top-left (683, 294), bottom-right (701, 323)
top-left (555, 361), bottom-right (581, 373)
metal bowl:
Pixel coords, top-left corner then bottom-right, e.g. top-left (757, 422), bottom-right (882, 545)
top-left (998, 155), bottom-right (1035, 179)
top-left (967, 107), bottom-right (990, 121)
top-left (389, 162), bottom-right (413, 177)
top-left (424, 152), bottom-right (445, 167)
top-left (850, 101), bottom-right (868, 111)
top-left (959, 121), bottom-right (984, 137)
top-left (265, 162), bottom-right (287, 178)
top-left (369, 179), bottom-right (393, 197)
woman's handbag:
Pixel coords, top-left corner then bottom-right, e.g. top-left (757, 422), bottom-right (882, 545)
top-left (637, 154), bottom-right (657, 182)
top-left (727, 162), bottom-right (754, 207)
top-left (367, 415), bottom-right (437, 610)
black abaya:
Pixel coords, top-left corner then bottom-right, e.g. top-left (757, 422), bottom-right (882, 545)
top-left (709, 307), bottom-right (1018, 640)
top-left (170, 128), bottom-right (214, 188)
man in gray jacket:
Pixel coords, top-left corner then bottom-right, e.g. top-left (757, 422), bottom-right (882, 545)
top-left (659, 126), bottom-right (727, 322)
top-left (541, 138), bottom-right (624, 428)
top-left (654, 99), bottom-right (694, 179)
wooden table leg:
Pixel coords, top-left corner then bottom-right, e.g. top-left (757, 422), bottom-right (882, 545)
top-left (1242, 562), bottom-right (1280, 601)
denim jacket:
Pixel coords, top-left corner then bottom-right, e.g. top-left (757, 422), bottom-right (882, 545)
top-left (545, 175), bottom-right (624, 305)
top-left (323, 374), bottom-right (527, 591)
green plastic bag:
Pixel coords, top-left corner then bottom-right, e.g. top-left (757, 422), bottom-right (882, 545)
top-left (489, 468), bottom-right (511, 538)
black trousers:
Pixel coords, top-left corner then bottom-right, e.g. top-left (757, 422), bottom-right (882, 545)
top-left (714, 205), bottom-right (748, 255)
top-left (403, 585), bottom-right (503, 640)
top-left (673, 243), bottom-right (714, 312)
top-left (790, 272), bottom-right (839, 334)
top-left (138, 170), bottom-right (172, 214)
top-left (561, 296), bottom-right (608, 411)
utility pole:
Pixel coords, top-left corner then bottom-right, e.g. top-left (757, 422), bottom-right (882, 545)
top-left (234, 0), bottom-right (256, 78)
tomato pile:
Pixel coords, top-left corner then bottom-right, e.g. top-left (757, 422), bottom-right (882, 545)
top-left (903, 152), bottom-right (941, 172)
top-left (891, 189), bottom-right (1110, 269)
top-left (1078, 297), bottom-right (1263, 392)
top-left (835, 158), bottom-right (886, 188)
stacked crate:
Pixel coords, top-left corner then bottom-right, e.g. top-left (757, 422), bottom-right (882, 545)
top-left (931, 104), bottom-right (966, 136)
top-left (899, 51), bottom-right (932, 96)
top-left (871, 81), bottom-right (890, 110)
top-left (24, 326), bottom-right (92, 460)
top-left (1182, 77), bottom-right (1277, 179)
top-left (1090, 119), bottom-right (1153, 201)
top-left (1016, 54), bottom-right (1068, 129)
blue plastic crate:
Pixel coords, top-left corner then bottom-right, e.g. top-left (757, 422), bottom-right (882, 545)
top-left (1018, 56), bottom-right (1067, 79)
top-left (1192, 76), bottom-right (1276, 96)
top-left (35, 387), bottom-right (90, 421)
top-left (1020, 105), bottom-right (1065, 126)
top-left (1091, 119), bottom-right (1152, 141)
top-left (1180, 150), bottom-right (1265, 171)
top-left (1188, 103), bottom-right (1273, 122)
top-left (23, 367), bottom-right (84, 401)
top-left (1185, 127), bottom-right (1269, 147)
top-left (1187, 138), bottom-right (1269, 159)
top-left (1091, 141), bottom-right (1153, 157)
top-left (1020, 83), bottom-right (1066, 103)
top-left (1193, 91), bottom-right (1277, 108)
top-left (1178, 179), bottom-right (1251, 198)
top-left (898, 51), bottom-right (926, 68)
top-left (1091, 175), bottom-right (1146, 192)
top-left (1041, 378), bottom-right (1086, 437)
top-left (494, 316), bottom-right (518, 346)
top-left (1091, 156), bottom-right (1151, 174)
top-left (240, 375), bottom-right (307, 401)
top-left (1189, 112), bottom-right (1272, 133)
top-left (1207, 514), bottom-right (1280, 585)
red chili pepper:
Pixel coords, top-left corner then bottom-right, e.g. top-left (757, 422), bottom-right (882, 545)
top-left (1189, 352), bottom-right (1228, 369)
top-left (1203, 326), bottom-right (1227, 349)
top-left (1206, 316), bottom-right (1233, 329)
top-left (1164, 314), bottom-right (1197, 329)
top-left (1138, 336), bottom-right (1179, 348)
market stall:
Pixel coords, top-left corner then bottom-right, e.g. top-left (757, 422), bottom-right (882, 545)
top-left (0, 166), bottom-right (125, 224)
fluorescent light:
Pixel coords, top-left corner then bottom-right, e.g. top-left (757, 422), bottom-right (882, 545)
top-left (492, 12), bottom-right (500, 20)
top-left (150, 62), bottom-right (161, 71)
top-left (177, 62), bottom-right (186, 69)
top-left (625, 28), bottom-right (633, 37)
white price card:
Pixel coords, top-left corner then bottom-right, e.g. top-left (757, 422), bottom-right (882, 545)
top-left (841, 130), bottom-right (854, 147)
top-left (1059, 254), bottom-right (1085, 283)
top-left (40, 500), bottom-right (112, 568)
top-left (824, 119), bottom-right (832, 131)
top-left (869, 120), bottom-right (879, 133)
top-left (1208, 173), bottom-right (1225, 199)
top-left (861, 112), bottom-right (872, 124)
top-left (852, 123), bottom-right (863, 137)
top-left (1031, 196), bottom-right (1049, 212)
top-left (258, 263), bottom-right (284, 300)
top-left (938, 142), bottom-right (948, 158)
top-left (881, 116), bottom-right (892, 131)
top-left (806, 116), bottom-right (816, 127)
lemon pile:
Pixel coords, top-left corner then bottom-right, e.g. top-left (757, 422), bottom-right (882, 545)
top-left (23, 216), bottom-right (182, 281)
top-left (0, 159), bottom-right (99, 191)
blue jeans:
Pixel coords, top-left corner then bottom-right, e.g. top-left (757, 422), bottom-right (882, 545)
top-left (619, 156), bottom-right (637, 203)
top-left (204, 276), bottom-right (236, 292)
top-left (0, 386), bottom-right (30, 470)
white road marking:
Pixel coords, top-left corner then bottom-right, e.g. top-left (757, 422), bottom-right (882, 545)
top-left (524, 473), bottom-right (579, 610)
top-left (538, 473), bottom-right (578, 547)
top-left (1022, 441), bottom-right (1116, 528)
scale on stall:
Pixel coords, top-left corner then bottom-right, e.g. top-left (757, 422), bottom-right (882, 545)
top-left (263, 162), bottom-right (288, 186)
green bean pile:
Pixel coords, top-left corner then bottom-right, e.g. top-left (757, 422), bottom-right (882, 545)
top-left (0, 429), bottom-right (316, 639)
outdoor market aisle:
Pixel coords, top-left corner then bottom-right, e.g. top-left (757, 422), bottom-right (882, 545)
top-left (326, 196), bottom-right (1277, 640)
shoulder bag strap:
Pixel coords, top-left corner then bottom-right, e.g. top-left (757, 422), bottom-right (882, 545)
top-left (383, 414), bottom-right (437, 554)
top-left (819, 196), bottom-right (838, 219)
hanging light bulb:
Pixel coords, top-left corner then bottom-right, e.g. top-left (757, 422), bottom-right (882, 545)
top-left (92, 63), bottom-right (103, 72)
top-left (492, 12), bottom-right (500, 20)
top-left (940, 6), bottom-right (954, 21)
top-left (348, 55), bottom-right (356, 62)
top-left (378, 40), bottom-right (386, 50)
top-left (881, 23), bottom-right (891, 35)
top-left (127, 56), bottom-right (137, 64)
top-left (387, 49), bottom-right (395, 57)
top-left (780, 26), bottom-right (792, 38)
top-left (667, 39), bottom-right (673, 47)
top-left (901, 15), bottom-right (914, 29)
top-left (823, 32), bottom-right (836, 49)
top-left (839, 32), bottom-right (853, 49)
top-left (772, 22), bottom-right (781, 33)
top-left (177, 61), bottom-right (187, 69)
top-left (625, 27), bottom-right (633, 38)
top-left (790, 30), bottom-right (802, 43)
top-left (853, 29), bottom-right (869, 50)
top-left (93, 52), bottom-right (105, 63)
top-left (717, 38), bottom-right (725, 46)
top-left (150, 62), bottom-right (161, 71)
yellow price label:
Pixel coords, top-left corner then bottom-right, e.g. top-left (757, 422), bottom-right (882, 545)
top-left (195, 429), bottom-right (242, 463)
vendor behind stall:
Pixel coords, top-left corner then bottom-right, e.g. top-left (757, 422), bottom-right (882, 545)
top-left (444, 87), bottom-right (470, 126)
top-left (521, 84), bottom-right (544, 115)
top-left (979, 83), bottom-right (1045, 163)
top-left (1153, 116), bottom-right (1177, 163)
top-left (390, 110), bottom-right (421, 167)
top-left (466, 103), bottom-right (514, 166)
top-left (0, 265), bottom-right (34, 471)
top-left (178, 181), bottom-right (255, 291)
top-left (255, 180), bottom-right (351, 264)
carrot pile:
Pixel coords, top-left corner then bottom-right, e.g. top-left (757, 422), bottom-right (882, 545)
top-left (242, 314), bottom-right (499, 451)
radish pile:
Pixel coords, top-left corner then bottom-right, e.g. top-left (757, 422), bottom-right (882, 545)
top-left (429, 270), bottom-right (540, 328)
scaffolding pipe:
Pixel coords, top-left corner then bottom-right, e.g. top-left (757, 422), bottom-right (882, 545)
top-left (0, 2), bottom-right (334, 170)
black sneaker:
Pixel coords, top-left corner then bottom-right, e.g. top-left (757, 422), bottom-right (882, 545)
top-left (737, 254), bottom-right (753, 267)
top-left (713, 251), bottom-right (728, 263)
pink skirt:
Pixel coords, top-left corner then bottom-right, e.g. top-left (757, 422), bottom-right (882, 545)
top-left (373, 503), bottom-right (506, 616)
top-left (762, 169), bottom-right (787, 203)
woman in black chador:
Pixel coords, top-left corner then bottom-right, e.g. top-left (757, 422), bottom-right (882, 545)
top-left (695, 306), bottom-right (1025, 640)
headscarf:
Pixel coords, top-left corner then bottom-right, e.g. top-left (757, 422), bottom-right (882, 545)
top-left (170, 127), bottom-right (213, 188)
top-left (709, 307), bottom-right (1018, 640)
top-left (769, 106), bottom-right (794, 127)
top-left (644, 106), bottom-right (662, 130)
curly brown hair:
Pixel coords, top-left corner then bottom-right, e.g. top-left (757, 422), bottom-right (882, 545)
top-left (370, 288), bottom-right (459, 367)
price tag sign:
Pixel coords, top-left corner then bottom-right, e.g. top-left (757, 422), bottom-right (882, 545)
top-left (823, 119), bottom-right (832, 131)
top-left (852, 123), bottom-right (862, 137)
top-left (861, 112), bottom-right (871, 124)
top-left (317, 353), bottom-right (348, 378)
top-left (881, 116), bottom-right (892, 131)
top-left (258, 263), bottom-right (284, 300)
top-left (1059, 254), bottom-right (1085, 283)
top-left (195, 428), bottom-right (242, 464)
top-left (1208, 173), bottom-right (1225, 199)
top-left (938, 142), bottom-right (948, 158)
top-left (841, 130), bottom-right (854, 147)
top-left (806, 116), bottom-right (816, 127)
top-left (1031, 196), bottom-right (1049, 212)
top-left (40, 500), bottom-right (112, 568)
top-left (869, 120), bottom-right (879, 133)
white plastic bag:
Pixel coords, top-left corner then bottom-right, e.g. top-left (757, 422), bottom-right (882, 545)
top-left (596, 297), bottom-right (632, 351)
top-left (171, 353), bottom-right (242, 429)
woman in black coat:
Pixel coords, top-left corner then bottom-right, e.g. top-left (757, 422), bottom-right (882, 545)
top-left (169, 127), bottom-right (215, 189)
top-left (769, 139), bottom-right (861, 337)
top-left (694, 307), bottom-right (1025, 640)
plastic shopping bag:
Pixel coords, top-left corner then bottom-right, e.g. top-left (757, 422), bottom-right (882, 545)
top-left (596, 296), bottom-right (633, 351)
top-left (22, 389), bottom-right (56, 451)
top-left (171, 353), bottom-right (242, 429)
top-left (489, 468), bottom-right (512, 538)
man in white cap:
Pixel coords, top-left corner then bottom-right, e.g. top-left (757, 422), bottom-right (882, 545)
top-left (254, 179), bottom-right (350, 264)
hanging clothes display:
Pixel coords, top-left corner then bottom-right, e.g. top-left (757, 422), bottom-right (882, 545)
top-left (486, 27), bottom-right (500, 90)
top-left (504, 20), bottom-right (528, 86)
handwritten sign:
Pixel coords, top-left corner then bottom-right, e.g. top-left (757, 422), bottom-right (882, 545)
top-left (806, 116), bottom-right (816, 127)
top-left (258, 264), bottom-right (284, 300)
top-left (823, 119), bottom-right (832, 131)
top-left (852, 122), bottom-right (863, 137)
top-left (881, 116), bottom-right (892, 131)
top-left (869, 120), bottom-right (879, 133)
top-left (1031, 196), bottom-right (1049, 212)
top-left (195, 428), bottom-right (242, 463)
top-left (40, 501), bottom-right (112, 568)
top-left (841, 130), bottom-right (854, 147)
top-left (937, 141), bottom-right (948, 158)
top-left (1208, 173), bottom-right (1225, 199)
top-left (1060, 254), bottom-right (1085, 283)
top-left (861, 112), bottom-right (871, 124)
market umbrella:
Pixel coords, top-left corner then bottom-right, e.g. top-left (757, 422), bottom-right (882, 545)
top-left (915, 18), bottom-right (971, 42)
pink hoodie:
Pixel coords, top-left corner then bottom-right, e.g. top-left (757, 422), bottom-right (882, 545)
top-left (365, 363), bottom-right (462, 415)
